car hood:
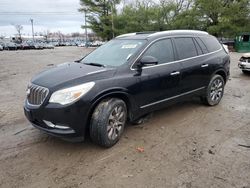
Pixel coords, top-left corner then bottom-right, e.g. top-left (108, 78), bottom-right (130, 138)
top-left (242, 53), bottom-right (250, 58)
top-left (31, 62), bottom-right (116, 89)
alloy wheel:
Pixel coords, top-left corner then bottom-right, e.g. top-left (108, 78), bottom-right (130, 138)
top-left (107, 105), bottom-right (126, 140)
top-left (210, 78), bottom-right (223, 102)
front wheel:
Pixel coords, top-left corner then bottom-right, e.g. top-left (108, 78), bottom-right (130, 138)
top-left (242, 70), bottom-right (249, 74)
top-left (90, 98), bottom-right (127, 148)
top-left (201, 75), bottom-right (225, 106)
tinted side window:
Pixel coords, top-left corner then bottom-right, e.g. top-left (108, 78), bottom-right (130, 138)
top-left (142, 39), bottom-right (174, 64)
top-left (200, 36), bottom-right (221, 52)
top-left (195, 37), bottom-right (209, 54)
top-left (193, 38), bottom-right (203, 55)
top-left (174, 37), bottom-right (198, 59)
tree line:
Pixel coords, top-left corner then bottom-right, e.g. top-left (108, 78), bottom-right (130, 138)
top-left (79, 0), bottom-right (250, 40)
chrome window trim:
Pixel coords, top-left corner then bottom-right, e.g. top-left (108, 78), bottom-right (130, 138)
top-left (140, 87), bottom-right (206, 109)
top-left (130, 35), bottom-right (222, 70)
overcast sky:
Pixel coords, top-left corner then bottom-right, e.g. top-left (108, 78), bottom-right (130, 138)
top-left (0, 0), bottom-right (85, 36)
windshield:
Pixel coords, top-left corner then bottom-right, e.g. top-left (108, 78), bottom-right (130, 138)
top-left (81, 39), bottom-right (146, 67)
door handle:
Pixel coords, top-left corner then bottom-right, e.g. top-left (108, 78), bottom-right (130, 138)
top-left (201, 64), bottom-right (209, 68)
top-left (170, 71), bottom-right (180, 76)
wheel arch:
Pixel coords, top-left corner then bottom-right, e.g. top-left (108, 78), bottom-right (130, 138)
top-left (86, 89), bottom-right (137, 131)
top-left (213, 69), bottom-right (227, 83)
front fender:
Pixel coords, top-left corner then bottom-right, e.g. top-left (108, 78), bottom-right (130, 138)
top-left (86, 88), bottom-right (140, 124)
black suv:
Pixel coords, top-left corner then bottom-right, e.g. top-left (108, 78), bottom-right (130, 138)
top-left (24, 30), bottom-right (230, 147)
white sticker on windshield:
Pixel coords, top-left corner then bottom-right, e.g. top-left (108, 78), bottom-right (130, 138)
top-left (121, 44), bottom-right (138, 49)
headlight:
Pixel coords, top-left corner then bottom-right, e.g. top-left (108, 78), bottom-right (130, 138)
top-left (49, 82), bottom-right (95, 105)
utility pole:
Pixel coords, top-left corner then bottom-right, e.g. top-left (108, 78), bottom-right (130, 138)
top-left (111, 2), bottom-right (115, 38)
top-left (109, 0), bottom-right (115, 38)
top-left (84, 10), bottom-right (88, 48)
top-left (30, 19), bottom-right (35, 42)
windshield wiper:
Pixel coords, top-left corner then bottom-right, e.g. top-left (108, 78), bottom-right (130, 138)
top-left (84, 62), bottom-right (105, 68)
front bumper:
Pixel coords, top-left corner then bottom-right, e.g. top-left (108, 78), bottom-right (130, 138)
top-left (238, 61), bottom-right (250, 71)
top-left (24, 99), bottom-right (91, 141)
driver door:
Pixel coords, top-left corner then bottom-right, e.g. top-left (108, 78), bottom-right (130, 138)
top-left (133, 38), bottom-right (182, 109)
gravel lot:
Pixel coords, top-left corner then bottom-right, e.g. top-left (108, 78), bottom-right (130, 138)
top-left (0, 47), bottom-right (249, 188)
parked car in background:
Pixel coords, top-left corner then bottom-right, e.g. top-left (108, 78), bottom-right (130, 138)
top-left (65, 42), bottom-right (71, 46)
top-left (0, 44), bottom-right (3, 51)
top-left (0, 40), bottom-right (56, 51)
top-left (21, 42), bottom-right (31, 50)
top-left (59, 42), bottom-right (66, 46)
top-left (77, 43), bottom-right (86, 47)
top-left (45, 43), bottom-right (55, 49)
top-left (21, 41), bottom-right (37, 50)
top-left (238, 53), bottom-right (250, 74)
top-left (16, 43), bottom-right (22, 50)
top-left (34, 42), bottom-right (45, 50)
top-left (91, 40), bottom-right (102, 47)
top-left (71, 42), bottom-right (77, 46)
top-left (52, 42), bottom-right (59, 46)
top-left (4, 42), bottom-right (18, 50)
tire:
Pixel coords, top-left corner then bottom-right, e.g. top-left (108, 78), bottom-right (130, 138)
top-left (201, 74), bottom-right (225, 106)
top-left (242, 70), bottom-right (249, 74)
top-left (90, 98), bottom-right (127, 148)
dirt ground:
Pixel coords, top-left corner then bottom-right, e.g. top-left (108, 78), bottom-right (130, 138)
top-left (0, 47), bottom-right (249, 188)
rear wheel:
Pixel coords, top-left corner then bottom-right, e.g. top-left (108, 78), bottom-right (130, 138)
top-left (201, 75), bottom-right (225, 106)
top-left (90, 98), bottom-right (127, 147)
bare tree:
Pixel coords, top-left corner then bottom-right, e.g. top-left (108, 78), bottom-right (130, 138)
top-left (44, 30), bottom-right (51, 42)
top-left (13, 24), bottom-right (23, 42)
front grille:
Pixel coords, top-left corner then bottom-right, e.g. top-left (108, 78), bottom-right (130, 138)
top-left (240, 57), bottom-right (250, 63)
top-left (27, 84), bottom-right (49, 106)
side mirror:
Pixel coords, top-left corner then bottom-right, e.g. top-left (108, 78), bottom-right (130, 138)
top-left (135, 56), bottom-right (158, 76)
top-left (138, 56), bottom-right (158, 67)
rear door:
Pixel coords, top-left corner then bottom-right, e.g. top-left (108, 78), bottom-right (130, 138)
top-left (173, 37), bottom-right (209, 93)
top-left (133, 38), bottom-right (182, 109)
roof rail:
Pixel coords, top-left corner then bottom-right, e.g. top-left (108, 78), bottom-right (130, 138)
top-left (148, 30), bottom-right (209, 37)
top-left (135, 31), bottom-right (157, 35)
top-left (116, 31), bottom-right (157, 38)
top-left (116, 33), bottom-right (137, 38)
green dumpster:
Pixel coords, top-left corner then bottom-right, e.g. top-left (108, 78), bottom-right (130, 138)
top-left (235, 33), bottom-right (250, 52)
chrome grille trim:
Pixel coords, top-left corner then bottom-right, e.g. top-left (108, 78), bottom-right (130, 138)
top-left (27, 84), bottom-right (49, 106)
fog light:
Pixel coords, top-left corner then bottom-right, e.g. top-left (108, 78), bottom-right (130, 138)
top-left (43, 120), bottom-right (70, 130)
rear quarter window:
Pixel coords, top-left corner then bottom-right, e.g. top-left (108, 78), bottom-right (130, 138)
top-left (199, 36), bottom-right (221, 53)
top-left (195, 37), bottom-right (209, 54)
top-left (193, 39), bottom-right (203, 55)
